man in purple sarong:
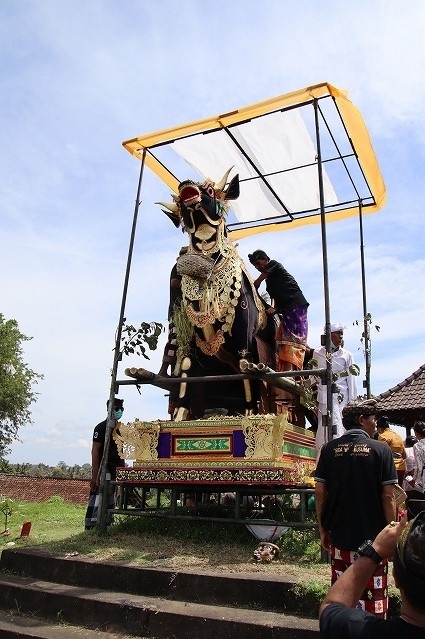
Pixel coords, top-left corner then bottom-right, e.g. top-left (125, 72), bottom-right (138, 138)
top-left (249, 249), bottom-right (309, 425)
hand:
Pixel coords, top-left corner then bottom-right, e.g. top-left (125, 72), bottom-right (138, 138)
top-left (266, 307), bottom-right (276, 316)
top-left (372, 511), bottom-right (408, 561)
top-left (90, 477), bottom-right (98, 493)
top-left (319, 528), bottom-right (331, 551)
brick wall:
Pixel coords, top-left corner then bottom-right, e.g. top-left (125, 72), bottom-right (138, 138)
top-left (0, 475), bottom-right (90, 505)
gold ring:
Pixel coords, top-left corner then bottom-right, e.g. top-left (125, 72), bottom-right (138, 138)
top-left (389, 521), bottom-right (396, 527)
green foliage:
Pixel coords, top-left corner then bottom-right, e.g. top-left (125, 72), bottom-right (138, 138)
top-left (0, 461), bottom-right (92, 479)
top-left (145, 489), bottom-right (171, 508)
top-left (112, 514), bottom-right (254, 546)
top-left (388, 584), bottom-right (402, 616)
top-left (353, 313), bottom-right (380, 338)
top-left (0, 495), bottom-right (13, 531)
top-left (120, 320), bottom-right (164, 359)
top-left (278, 528), bottom-right (321, 562)
top-left (0, 314), bottom-right (43, 461)
top-left (290, 580), bottom-right (329, 616)
top-left (173, 304), bottom-right (194, 358)
top-left (353, 313), bottom-right (380, 358)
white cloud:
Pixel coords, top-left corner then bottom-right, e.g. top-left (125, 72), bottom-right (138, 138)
top-left (2, 0), bottom-right (424, 464)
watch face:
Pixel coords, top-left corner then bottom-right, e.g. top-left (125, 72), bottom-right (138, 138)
top-left (358, 541), bottom-right (382, 564)
top-left (358, 540), bottom-right (372, 553)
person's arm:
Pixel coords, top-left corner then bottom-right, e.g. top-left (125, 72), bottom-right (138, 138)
top-left (406, 450), bottom-right (417, 486)
top-left (315, 481), bottom-right (330, 550)
top-left (382, 483), bottom-right (397, 524)
top-left (411, 446), bottom-right (421, 485)
top-left (253, 271), bottom-right (268, 289)
top-left (319, 513), bottom-right (407, 616)
top-left (90, 441), bottom-right (102, 492)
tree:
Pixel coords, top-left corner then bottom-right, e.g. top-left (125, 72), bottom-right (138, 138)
top-left (0, 314), bottom-right (43, 461)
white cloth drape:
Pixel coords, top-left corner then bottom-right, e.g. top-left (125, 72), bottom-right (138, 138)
top-left (172, 109), bottom-right (338, 223)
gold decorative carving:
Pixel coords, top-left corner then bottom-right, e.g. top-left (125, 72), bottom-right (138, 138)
top-left (113, 420), bottom-right (160, 461)
top-left (242, 414), bottom-right (287, 461)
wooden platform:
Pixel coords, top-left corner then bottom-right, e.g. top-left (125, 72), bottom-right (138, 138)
top-left (114, 413), bottom-right (315, 487)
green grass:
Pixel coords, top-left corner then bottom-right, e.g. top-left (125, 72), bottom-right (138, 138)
top-left (0, 496), bottom-right (85, 547)
top-left (0, 495), bottom-right (323, 570)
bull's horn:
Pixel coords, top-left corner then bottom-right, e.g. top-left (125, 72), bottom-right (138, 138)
top-left (155, 200), bottom-right (179, 213)
top-left (215, 166), bottom-right (234, 193)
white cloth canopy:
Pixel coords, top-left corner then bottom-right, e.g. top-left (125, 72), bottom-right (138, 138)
top-left (122, 82), bottom-right (386, 239)
top-left (172, 109), bottom-right (338, 224)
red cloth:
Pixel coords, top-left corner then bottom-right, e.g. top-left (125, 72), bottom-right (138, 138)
top-left (330, 545), bottom-right (389, 619)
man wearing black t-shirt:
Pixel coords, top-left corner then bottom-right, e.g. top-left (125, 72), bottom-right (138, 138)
top-left (320, 512), bottom-right (425, 637)
top-left (84, 397), bottom-right (124, 529)
top-left (315, 398), bottom-right (397, 618)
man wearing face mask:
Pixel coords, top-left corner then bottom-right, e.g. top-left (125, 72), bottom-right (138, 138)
top-left (85, 397), bottom-right (124, 529)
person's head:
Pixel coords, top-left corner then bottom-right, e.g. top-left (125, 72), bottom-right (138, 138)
top-left (413, 421), bottom-right (425, 440)
top-left (327, 322), bottom-right (346, 348)
top-left (376, 415), bottom-right (390, 433)
top-left (405, 434), bottom-right (418, 448)
top-left (393, 511), bottom-right (425, 612)
top-left (342, 398), bottom-right (378, 437)
top-left (107, 398), bottom-right (124, 420)
top-left (248, 249), bottom-right (270, 272)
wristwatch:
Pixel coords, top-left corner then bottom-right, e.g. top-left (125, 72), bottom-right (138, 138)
top-left (357, 540), bottom-right (382, 564)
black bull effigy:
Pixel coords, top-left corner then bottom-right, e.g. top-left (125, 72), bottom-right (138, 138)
top-left (157, 168), bottom-right (302, 422)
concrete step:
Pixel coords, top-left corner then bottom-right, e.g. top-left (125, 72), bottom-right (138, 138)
top-left (0, 608), bottom-right (136, 639)
top-left (0, 548), bottom-right (316, 616)
top-left (0, 548), bottom-right (321, 638)
top-left (0, 573), bottom-right (319, 639)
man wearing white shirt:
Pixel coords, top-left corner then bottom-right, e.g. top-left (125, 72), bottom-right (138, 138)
top-left (312, 323), bottom-right (358, 451)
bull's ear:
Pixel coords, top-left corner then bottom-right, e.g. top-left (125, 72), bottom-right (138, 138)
top-left (224, 174), bottom-right (240, 200)
top-left (161, 209), bottom-right (181, 227)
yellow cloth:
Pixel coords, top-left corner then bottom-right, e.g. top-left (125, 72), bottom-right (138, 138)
top-left (378, 429), bottom-right (407, 471)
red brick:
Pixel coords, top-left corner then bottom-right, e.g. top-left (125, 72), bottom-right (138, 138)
top-left (0, 475), bottom-right (90, 505)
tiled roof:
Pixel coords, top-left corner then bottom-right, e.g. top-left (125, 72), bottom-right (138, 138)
top-left (375, 364), bottom-right (425, 428)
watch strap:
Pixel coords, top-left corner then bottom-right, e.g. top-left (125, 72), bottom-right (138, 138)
top-left (357, 540), bottom-right (382, 564)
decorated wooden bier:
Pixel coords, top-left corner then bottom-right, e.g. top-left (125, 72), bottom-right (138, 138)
top-left (114, 410), bottom-right (315, 487)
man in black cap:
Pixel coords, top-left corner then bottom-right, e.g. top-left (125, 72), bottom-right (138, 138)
top-left (315, 398), bottom-right (398, 618)
top-left (320, 511), bottom-right (425, 636)
top-left (84, 397), bottom-right (124, 529)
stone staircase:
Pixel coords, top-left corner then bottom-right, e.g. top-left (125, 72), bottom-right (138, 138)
top-left (0, 547), bottom-right (319, 639)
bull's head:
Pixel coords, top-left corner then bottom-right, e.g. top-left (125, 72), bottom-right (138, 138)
top-left (157, 167), bottom-right (239, 253)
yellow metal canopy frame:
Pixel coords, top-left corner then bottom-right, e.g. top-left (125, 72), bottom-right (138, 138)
top-left (122, 82), bottom-right (386, 239)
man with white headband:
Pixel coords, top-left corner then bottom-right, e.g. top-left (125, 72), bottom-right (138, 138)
top-left (312, 322), bottom-right (358, 451)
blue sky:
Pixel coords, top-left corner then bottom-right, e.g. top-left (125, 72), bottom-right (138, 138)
top-left (2, 0), bottom-right (425, 466)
